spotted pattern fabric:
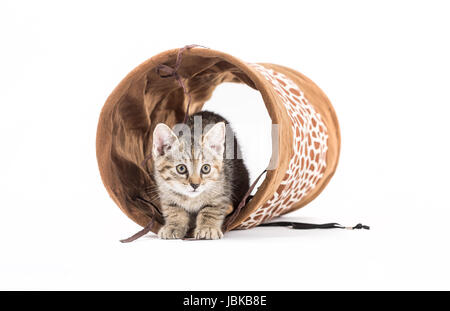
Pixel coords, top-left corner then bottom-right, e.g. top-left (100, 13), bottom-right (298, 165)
top-left (237, 63), bottom-right (329, 229)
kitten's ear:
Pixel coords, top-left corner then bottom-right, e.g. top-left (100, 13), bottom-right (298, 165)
top-left (153, 123), bottom-right (178, 156)
top-left (203, 122), bottom-right (225, 157)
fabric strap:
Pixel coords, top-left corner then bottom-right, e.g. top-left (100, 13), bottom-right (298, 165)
top-left (222, 170), bottom-right (267, 231)
top-left (258, 221), bottom-right (370, 230)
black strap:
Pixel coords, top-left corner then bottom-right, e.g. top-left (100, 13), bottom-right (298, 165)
top-left (258, 221), bottom-right (370, 230)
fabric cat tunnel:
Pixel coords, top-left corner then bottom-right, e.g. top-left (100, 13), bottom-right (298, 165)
top-left (96, 46), bottom-right (341, 237)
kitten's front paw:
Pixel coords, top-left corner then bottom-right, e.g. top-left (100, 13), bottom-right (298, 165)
top-left (158, 225), bottom-right (187, 239)
top-left (194, 226), bottom-right (224, 240)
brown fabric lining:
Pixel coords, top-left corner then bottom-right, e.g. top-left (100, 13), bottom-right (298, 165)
top-left (122, 45), bottom-right (256, 242)
top-left (121, 45), bottom-right (264, 242)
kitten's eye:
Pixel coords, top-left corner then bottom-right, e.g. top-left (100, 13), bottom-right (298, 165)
top-left (201, 164), bottom-right (211, 174)
top-left (176, 164), bottom-right (188, 174)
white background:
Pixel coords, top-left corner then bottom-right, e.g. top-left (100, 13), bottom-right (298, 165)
top-left (1, 0), bottom-right (449, 290)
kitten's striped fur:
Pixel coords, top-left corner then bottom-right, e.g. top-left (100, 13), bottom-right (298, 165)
top-left (152, 111), bottom-right (250, 239)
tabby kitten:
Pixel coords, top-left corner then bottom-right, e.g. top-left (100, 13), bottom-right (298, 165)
top-left (152, 111), bottom-right (250, 240)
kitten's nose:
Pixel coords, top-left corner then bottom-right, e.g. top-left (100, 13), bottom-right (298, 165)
top-left (190, 183), bottom-right (200, 190)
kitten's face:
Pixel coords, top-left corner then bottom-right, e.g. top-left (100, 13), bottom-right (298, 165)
top-left (152, 122), bottom-right (225, 198)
